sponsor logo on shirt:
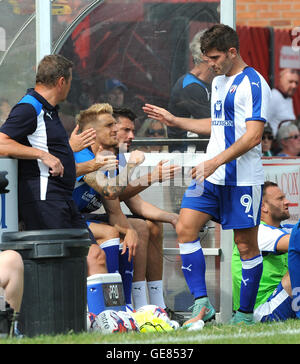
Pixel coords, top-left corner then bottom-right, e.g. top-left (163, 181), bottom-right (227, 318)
top-left (214, 100), bottom-right (222, 119)
top-left (212, 119), bottom-right (234, 127)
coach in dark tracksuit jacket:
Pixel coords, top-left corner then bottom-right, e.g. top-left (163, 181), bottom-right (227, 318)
top-left (0, 54), bottom-right (104, 277)
top-left (167, 30), bottom-right (215, 152)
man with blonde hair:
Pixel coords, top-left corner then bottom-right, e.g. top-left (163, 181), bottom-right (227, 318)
top-left (73, 103), bottom-right (145, 309)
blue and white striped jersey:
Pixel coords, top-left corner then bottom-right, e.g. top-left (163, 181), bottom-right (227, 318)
top-left (206, 67), bottom-right (271, 186)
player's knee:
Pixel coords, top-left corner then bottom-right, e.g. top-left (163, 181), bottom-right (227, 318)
top-left (97, 248), bottom-right (107, 267)
top-left (176, 221), bottom-right (195, 241)
top-left (235, 240), bottom-right (257, 260)
top-left (0, 250), bottom-right (23, 274)
top-left (87, 245), bottom-right (107, 269)
top-left (235, 241), bottom-right (248, 257)
top-left (134, 219), bottom-right (150, 243)
top-left (148, 221), bottom-right (163, 237)
top-left (106, 226), bottom-right (120, 240)
top-left (141, 221), bottom-right (150, 239)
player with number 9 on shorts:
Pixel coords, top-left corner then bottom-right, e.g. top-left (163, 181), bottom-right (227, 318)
top-left (143, 24), bottom-right (271, 326)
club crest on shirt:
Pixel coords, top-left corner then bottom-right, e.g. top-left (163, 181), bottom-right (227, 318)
top-left (230, 84), bottom-right (238, 94)
top-left (214, 100), bottom-right (222, 119)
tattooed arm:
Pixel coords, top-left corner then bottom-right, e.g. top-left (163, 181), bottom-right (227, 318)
top-left (83, 150), bottom-right (145, 200)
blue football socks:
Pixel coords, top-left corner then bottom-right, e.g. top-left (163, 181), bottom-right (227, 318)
top-left (239, 254), bottom-right (263, 313)
top-left (119, 243), bottom-right (134, 306)
top-left (100, 238), bottom-right (120, 273)
top-left (179, 239), bottom-right (207, 299)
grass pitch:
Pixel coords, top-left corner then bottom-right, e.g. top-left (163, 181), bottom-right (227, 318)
top-left (1, 319), bottom-right (300, 344)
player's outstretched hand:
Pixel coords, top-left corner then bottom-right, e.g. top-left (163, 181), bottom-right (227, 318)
top-left (128, 150), bottom-right (145, 166)
top-left (151, 160), bottom-right (181, 183)
top-left (95, 146), bottom-right (118, 171)
top-left (69, 124), bottom-right (96, 152)
top-left (142, 104), bottom-right (176, 127)
top-left (190, 159), bottom-right (218, 182)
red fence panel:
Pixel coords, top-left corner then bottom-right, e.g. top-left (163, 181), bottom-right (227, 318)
top-left (237, 25), bottom-right (300, 119)
top-left (237, 25), bottom-right (270, 84)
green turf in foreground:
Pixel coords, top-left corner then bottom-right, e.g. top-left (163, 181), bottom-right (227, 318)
top-left (1, 319), bottom-right (300, 344)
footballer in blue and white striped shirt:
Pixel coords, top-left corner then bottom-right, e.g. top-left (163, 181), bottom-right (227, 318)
top-left (143, 24), bottom-right (271, 326)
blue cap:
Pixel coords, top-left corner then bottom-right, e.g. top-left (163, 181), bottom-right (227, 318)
top-left (105, 79), bottom-right (128, 93)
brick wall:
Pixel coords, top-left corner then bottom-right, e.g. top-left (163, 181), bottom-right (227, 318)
top-left (237, 0), bottom-right (300, 28)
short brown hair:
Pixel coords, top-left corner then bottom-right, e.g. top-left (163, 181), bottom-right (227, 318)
top-left (263, 181), bottom-right (278, 199)
top-left (113, 107), bottom-right (136, 122)
top-left (36, 54), bottom-right (73, 86)
top-left (200, 24), bottom-right (240, 54)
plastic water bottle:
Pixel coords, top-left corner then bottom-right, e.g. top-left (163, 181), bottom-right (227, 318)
top-left (169, 320), bottom-right (180, 330)
top-left (187, 319), bottom-right (205, 331)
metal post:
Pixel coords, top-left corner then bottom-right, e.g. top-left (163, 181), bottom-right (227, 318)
top-left (218, 228), bottom-right (233, 323)
top-left (217, 0), bottom-right (236, 323)
top-left (220, 0), bottom-right (236, 29)
top-left (268, 27), bottom-right (275, 89)
top-left (35, 0), bottom-right (52, 67)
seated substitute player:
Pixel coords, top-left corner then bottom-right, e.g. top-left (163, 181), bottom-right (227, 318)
top-left (73, 103), bottom-right (181, 314)
top-left (232, 181), bottom-right (297, 322)
top-left (143, 24), bottom-right (271, 325)
top-left (72, 103), bottom-right (144, 308)
top-left (113, 107), bottom-right (182, 320)
top-left (69, 116), bottom-right (123, 275)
